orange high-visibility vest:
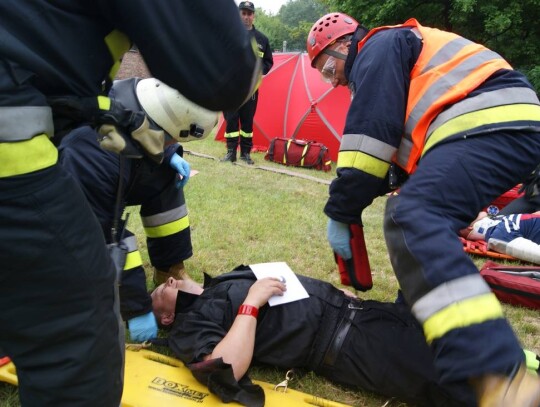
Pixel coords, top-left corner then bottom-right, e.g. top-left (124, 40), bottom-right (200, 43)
top-left (357, 19), bottom-right (512, 173)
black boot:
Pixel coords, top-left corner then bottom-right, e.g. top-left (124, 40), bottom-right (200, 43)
top-left (240, 147), bottom-right (254, 165)
top-left (220, 148), bottom-right (237, 162)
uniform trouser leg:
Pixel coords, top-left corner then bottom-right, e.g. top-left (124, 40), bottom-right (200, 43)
top-left (384, 131), bottom-right (540, 382)
top-left (239, 91), bottom-right (258, 153)
top-left (224, 110), bottom-right (241, 150)
top-left (0, 165), bottom-right (123, 406)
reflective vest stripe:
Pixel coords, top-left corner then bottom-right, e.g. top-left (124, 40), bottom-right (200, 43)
top-left (405, 50), bottom-right (508, 137)
top-left (0, 106), bottom-right (54, 141)
top-left (425, 88), bottom-right (540, 140)
top-left (0, 135), bottom-right (58, 178)
top-left (423, 293), bottom-right (503, 343)
top-left (142, 205), bottom-right (188, 228)
top-left (424, 104), bottom-right (540, 154)
top-left (419, 37), bottom-right (473, 75)
top-left (412, 274), bottom-right (492, 323)
top-left (144, 215), bottom-right (189, 238)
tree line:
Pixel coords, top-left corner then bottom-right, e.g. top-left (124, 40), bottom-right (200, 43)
top-left (256, 0), bottom-right (540, 92)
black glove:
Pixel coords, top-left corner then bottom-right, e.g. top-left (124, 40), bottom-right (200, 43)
top-left (48, 96), bottom-right (164, 162)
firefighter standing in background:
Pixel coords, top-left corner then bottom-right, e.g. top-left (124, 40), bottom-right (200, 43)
top-left (222, 1), bottom-right (274, 165)
top-left (0, 0), bottom-right (261, 405)
top-left (307, 12), bottom-right (540, 406)
top-left (58, 78), bottom-right (219, 343)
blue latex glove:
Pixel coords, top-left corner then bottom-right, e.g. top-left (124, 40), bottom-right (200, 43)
top-left (169, 153), bottom-right (190, 189)
top-left (327, 218), bottom-right (352, 260)
top-left (128, 312), bottom-right (158, 342)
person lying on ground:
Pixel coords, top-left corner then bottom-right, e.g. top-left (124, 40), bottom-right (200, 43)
top-left (460, 211), bottom-right (540, 264)
top-left (151, 265), bottom-right (482, 407)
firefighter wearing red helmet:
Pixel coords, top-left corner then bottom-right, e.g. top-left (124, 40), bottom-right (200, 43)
top-left (307, 12), bottom-right (540, 406)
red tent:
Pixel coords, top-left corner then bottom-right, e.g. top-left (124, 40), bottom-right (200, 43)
top-left (215, 52), bottom-right (351, 161)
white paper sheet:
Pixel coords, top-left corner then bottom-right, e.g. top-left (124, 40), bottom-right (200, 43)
top-left (250, 262), bottom-right (310, 306)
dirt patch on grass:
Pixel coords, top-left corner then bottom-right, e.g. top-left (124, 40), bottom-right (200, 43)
top-left (115, 50), bottom-right (151, 80)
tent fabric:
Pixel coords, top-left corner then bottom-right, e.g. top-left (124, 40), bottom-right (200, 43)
top-left (215, 52), bottom-right (351, 161)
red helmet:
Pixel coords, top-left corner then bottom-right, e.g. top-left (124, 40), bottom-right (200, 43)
top-left (306, 12), bottom-right (359, 67)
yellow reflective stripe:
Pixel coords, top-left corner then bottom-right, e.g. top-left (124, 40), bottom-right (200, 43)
top-left (424, 104), bottom-right (540, 155)
top-left (97, 96), bottom-right (111, 110)
top-left (104, 30), bottom-right (131, 80)
top-left (123, 249), bottom-right (143, 270)
top-left (0, 135), bottom-right (58, 178)
top-left (257, 50), bottom-right (264, 58)
top-left (337, 151), bottom-right (390, 179)
top-left (301, 145), bottom-right (309, 166)
top-left (240, 130), bottom-right (253, 138)
top-left (144, 216), bottom-right (189, 238)
top-left (225, 131), bottom-right (240, 138)
top-left (423, 293), bottom-right (503, 343)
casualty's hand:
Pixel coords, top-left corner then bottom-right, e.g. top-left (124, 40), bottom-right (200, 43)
top-left (327, 218), bottom-right (352, 260)
top-left (128, 312), bottom-right (158, 342)
top-left (169, 153), bottom-right (190, 189)
top-left (244, 278), bottom-right (286, 308)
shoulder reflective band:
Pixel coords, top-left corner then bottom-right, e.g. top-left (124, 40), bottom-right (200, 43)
top-left (237, 304), bottom-right (259, 318)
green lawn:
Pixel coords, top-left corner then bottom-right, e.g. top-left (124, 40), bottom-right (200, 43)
top-left (1, 135), bottom-right (538, 406)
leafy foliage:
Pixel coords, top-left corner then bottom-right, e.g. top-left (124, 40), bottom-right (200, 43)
top-left (320, 0), bottom-right (540, 91)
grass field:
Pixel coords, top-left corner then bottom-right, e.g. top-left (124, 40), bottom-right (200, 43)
top-left (1, 134), bottom-right (538, 406)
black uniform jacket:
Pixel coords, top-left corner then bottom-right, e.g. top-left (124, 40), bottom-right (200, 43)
top-left (0, 0), bottom-right (258, 112)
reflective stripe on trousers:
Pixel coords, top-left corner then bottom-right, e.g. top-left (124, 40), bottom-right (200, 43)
top-left (383, 130), bottom-right (540, 381)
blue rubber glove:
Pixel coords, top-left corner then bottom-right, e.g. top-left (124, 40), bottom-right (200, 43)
top-left (169, 153), bottom-right (190, 189)
top-left (128, 312), bottom-right (158, 342)
top-left (327, 219), bottom-right (352, 260)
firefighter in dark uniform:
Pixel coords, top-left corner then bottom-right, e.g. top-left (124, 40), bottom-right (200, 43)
top-left (0, 0), bottom-right (261, 405)
top-left (306, 12), bottom-right (540, 406)
top-left (222, 1), bottom-right (274, 165)
top-left (58, 78), bottom-right (219, 343)
top-left (151, 266), bottom-right (478, 407)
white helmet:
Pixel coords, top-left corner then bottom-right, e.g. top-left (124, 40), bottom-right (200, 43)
top-left (136, 78), bottom-right (219, 143)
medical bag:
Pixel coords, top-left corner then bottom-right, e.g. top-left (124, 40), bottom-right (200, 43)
top-left (264, 137), bottom-right (332, 172)
top-left (480, 261), bottom-right (540, 310)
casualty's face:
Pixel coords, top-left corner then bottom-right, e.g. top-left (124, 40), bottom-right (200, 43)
top-left (240, 9), bottom-right (254, 30)
top-left (151, 277), bottom-right (181, 317)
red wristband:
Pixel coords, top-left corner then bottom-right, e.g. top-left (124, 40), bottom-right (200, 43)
top-left (237, 304), bottom-right (259, 318)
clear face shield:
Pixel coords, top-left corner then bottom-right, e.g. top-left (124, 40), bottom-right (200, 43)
top-left (320, 56), bottom-right (337, 83)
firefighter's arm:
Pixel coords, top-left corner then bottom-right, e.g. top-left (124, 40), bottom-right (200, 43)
top-left (111, 0), bottom-right (261, 112)
top-left (205, 278), bottom-right (286, 381)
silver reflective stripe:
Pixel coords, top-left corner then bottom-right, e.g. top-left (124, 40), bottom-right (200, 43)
top-left (412, 274), bottom-right (491, 323)
top-left (339, 133), bottom-right (397, 162)
top-left (426, 87), bottom-right (540, 138)
top-left (396, 137), bottom-right (413, 168)
top-left (141, 204), bottom-right (187, 228)
top-left (122, 235), bottom-right (139, 252)
top-left (0, 106), bottom-right (54, 141)
top-left (420, 37), bottom-right (473, 75)
top-left (405, 50), bottom-right (505, 136)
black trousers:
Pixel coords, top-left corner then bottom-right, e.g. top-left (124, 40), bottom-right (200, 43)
top-left (224, 91), bottom-right (258, 150)
top-left (0, 164), bottom-right (122, 406)
top-left (316, 301), bottom-right (476, 406)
